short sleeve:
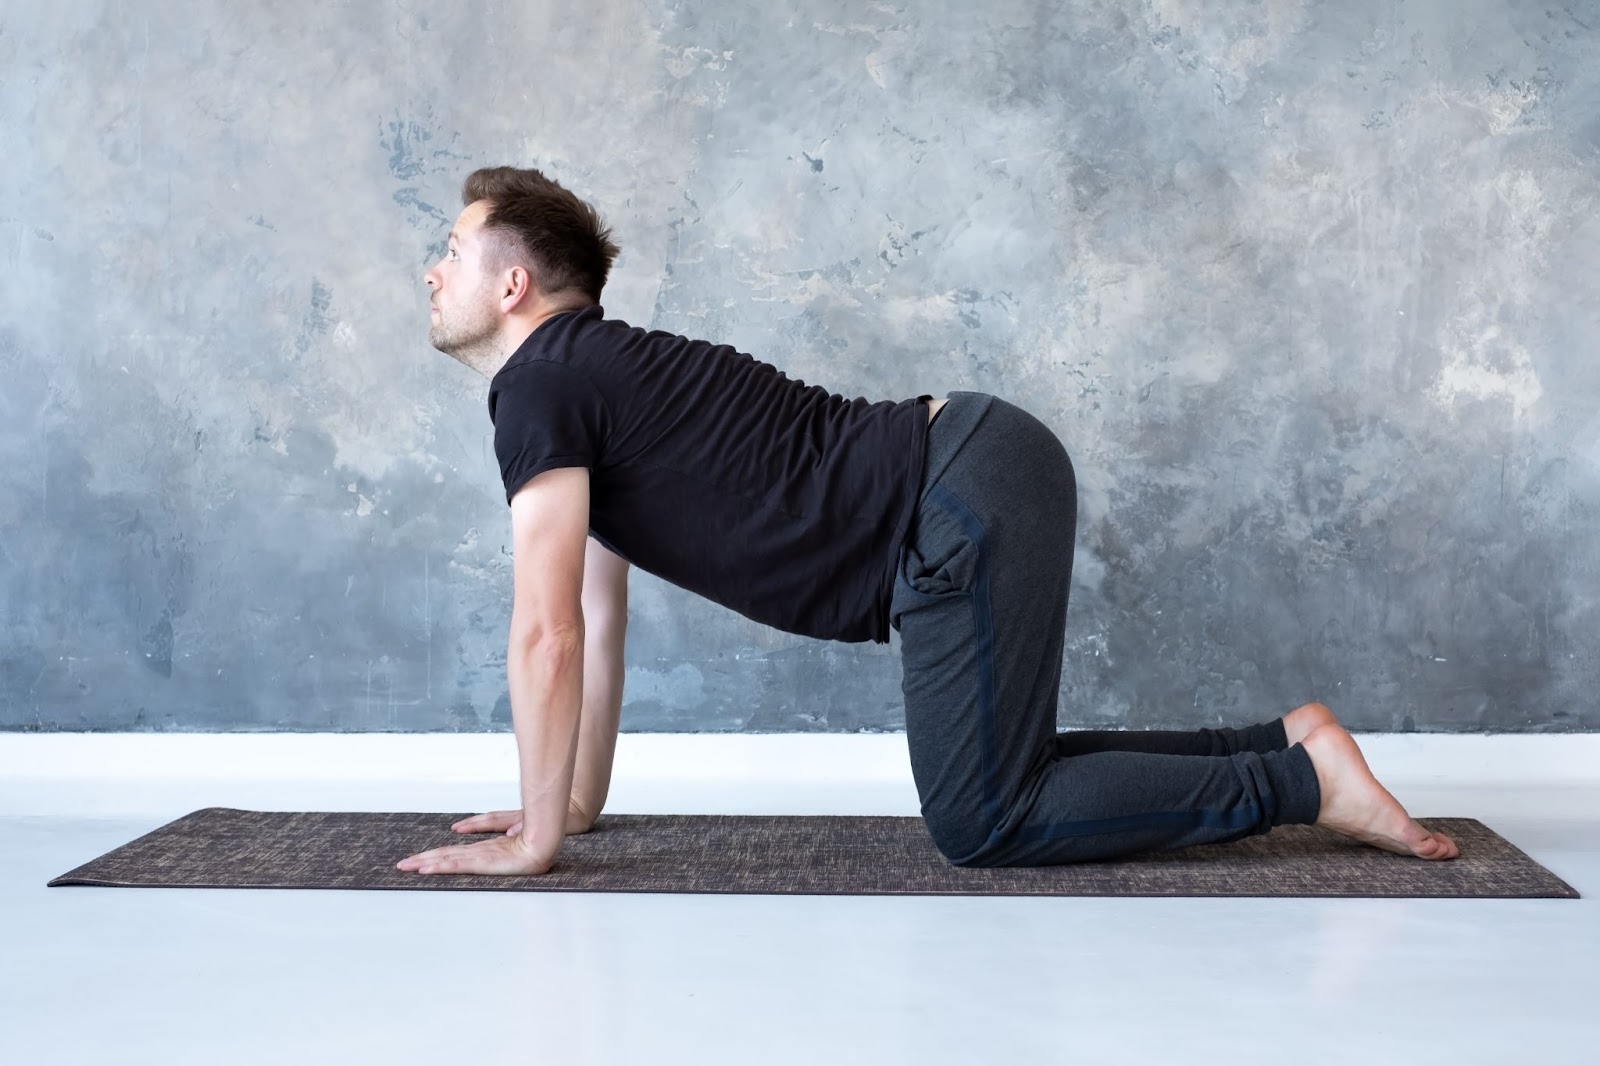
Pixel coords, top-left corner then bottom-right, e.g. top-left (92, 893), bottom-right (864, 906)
top-left (486, 360), bottom-right (609, 505)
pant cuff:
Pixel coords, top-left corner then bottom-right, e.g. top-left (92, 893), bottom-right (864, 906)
top-left (1238, 716), bottom-right (1289, 754)
top-left (1261, 742), bottom-right (1323, 826)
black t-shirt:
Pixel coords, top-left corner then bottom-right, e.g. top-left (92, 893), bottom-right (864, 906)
top-left (486, 305), bottom-right (932, 644)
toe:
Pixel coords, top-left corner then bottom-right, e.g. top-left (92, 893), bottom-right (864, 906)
top-left (1418, 831), bottom-right (1455, 860)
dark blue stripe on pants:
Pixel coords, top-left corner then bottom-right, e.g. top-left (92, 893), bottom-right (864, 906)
top-left (924, 482), bottom-right (1002, 834)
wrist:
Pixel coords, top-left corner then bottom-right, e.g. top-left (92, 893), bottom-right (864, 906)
top-left (516, 801), bottom-right (566, 846)
top-left (516, 826), bottom-right (563, 858)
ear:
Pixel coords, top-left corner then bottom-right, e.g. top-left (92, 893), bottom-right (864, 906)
top-left (498, 264), bottom-right (537, 315)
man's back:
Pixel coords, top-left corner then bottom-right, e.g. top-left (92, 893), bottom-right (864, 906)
top-left (487, 306), bottom-right (935, 643)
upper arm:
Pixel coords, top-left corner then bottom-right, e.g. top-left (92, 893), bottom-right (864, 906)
top-left (508, 465), bottom-right (591, 647)
top-left (581, 534), bottom-right (630, 623)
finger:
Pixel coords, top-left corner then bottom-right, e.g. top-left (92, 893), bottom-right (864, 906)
top-left (407, 848), bottom-right (463, 874)
top-left (398, 845), bottom-right (456, 868)
top-left (418, 837), bottom-right (527, 875)
top-left (452, 811), bottom-right (513, 833)
top-left (413, 850), bottom-right (483, 875)
top-left (400, 845), bottom-right (444, 864)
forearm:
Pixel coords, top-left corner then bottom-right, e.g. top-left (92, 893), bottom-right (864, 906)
top-left (570, 613), bottom-right (626, 824)
top-left (506, 628), bottom-right (585, 850)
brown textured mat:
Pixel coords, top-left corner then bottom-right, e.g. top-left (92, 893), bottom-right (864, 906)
top-left (47, 808), bottom-right (1578, 898)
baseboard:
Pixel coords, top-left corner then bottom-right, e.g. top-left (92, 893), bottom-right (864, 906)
top-left (2, 731), bottom-right (1596, 818)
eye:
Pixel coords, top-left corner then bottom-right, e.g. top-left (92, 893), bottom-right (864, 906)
top-left (448, 246), bottom-right (460, 261)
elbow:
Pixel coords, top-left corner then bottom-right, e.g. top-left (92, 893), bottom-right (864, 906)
top-left (508, 619), bottom-right (584, 658)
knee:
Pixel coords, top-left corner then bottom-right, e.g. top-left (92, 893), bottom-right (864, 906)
top-left (921, 807), bottom-right (993, 867)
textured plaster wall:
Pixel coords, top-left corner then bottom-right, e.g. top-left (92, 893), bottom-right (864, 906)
top-left (2, 0), bottom-right (1596, 734)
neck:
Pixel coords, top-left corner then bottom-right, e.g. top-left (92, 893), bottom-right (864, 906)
top-left (476, 298), bottom-right (595, 380)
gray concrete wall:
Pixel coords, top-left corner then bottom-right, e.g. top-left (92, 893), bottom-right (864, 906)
top-left (2, 0), bottom-right (1596, 734)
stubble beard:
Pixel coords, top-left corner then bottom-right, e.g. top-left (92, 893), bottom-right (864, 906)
top-left (429, 297), bottom-right (502, 375)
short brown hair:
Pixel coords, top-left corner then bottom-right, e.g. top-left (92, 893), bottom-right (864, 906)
top-left (462, 166), bottom-right (620, 302)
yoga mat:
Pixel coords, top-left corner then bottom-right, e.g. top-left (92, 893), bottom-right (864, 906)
top-left (47, 808), bottom-right (1578, 898)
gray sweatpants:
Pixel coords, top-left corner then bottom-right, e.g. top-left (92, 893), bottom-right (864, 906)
top-left (889, 391), bottom-right (1323, 866)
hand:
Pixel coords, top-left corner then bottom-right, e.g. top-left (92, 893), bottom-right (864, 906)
top-left (451, 797), bottom-right (594, 838)
top-left (396, 830), bottom-right (558, 877)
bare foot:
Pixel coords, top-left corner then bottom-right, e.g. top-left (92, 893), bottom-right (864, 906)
top-left (1299, 723), bottom-right (1460, 861)
top-left (1281, 701), bottom-right (1339, 746)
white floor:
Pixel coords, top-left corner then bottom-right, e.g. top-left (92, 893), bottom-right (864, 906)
top-left (4, 734), bottom-right (1599, 1066)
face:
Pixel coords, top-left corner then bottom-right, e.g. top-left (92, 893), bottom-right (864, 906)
top-left (423, 200), bottom-right (501, 360)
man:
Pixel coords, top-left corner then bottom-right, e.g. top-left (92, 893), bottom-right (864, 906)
top-left (398, 166), bottom-right (1458, 876)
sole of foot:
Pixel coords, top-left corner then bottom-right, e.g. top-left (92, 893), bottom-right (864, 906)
top-left (1300, 722), bottom-right (1460, 861)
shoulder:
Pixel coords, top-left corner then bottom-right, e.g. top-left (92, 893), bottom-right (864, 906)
top-left (489, 358), bottom-right (605, 422)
